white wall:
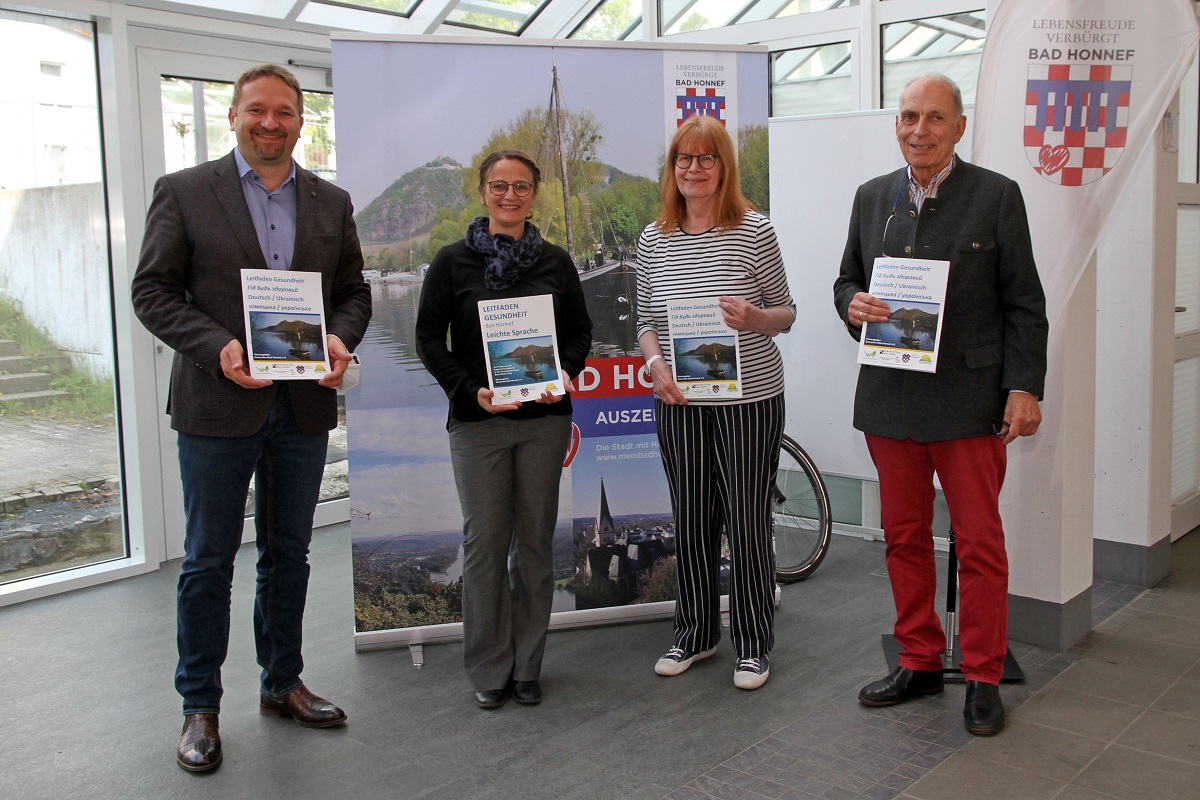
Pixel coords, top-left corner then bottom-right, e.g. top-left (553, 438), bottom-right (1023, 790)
top-left (0, 183), bottom-right (113, 377)
top-left (769, 107), bottom-right (972, 480)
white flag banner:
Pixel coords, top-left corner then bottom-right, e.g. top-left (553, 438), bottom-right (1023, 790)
top-left (974, 0), bottom-right (1198, 327)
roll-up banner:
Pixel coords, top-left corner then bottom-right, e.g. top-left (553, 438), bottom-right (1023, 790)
top-left (975, 0), bottom-right (1198, 327)
top-left (972, 1), bottom-right (1197, 555)
top-left (330, 36), bottom-right (768, 650)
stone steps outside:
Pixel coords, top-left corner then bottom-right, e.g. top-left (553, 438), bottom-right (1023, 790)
top-left (0, 371), bottom-right (55, 394)
top-left (0, 389), bottom-right (71, 410)
top-left (0, 340), bottom-right (75, 411)
top-left (0, 353), bottom-right (73, 374)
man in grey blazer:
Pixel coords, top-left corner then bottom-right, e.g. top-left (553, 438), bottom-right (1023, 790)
top-left (833, 74), bottom-right (1048, 736)
top-left (132, 64), bottom-right (371, 772)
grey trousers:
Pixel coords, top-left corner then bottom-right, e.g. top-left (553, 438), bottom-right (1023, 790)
top-left (448, 413), bottom-right (571, 691)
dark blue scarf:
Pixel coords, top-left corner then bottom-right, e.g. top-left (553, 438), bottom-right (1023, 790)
top-left (465, 216), bottom-right (544, 291)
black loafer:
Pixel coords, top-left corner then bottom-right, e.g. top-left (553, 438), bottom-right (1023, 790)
top-left (474, 689), bottom-right (507, 709)
top-left (512, 680), bottom-right (542, 705)
top-left (858, 665), bottom-right (944, 707)
top-left (964, 680), bottom-right (1005, 735)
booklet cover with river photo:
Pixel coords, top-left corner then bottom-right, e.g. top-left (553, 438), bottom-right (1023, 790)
top-left (857, 257), bottom-right (950, 373)
top-left (666, 297), bottom-right (742, 400)
top-left (241, 269), bottom-right (330, 379)
top-left (478, 293), bottom-right (565, 401)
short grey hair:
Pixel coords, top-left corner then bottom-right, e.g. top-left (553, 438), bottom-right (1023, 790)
top-left (901, 73), bottom-right (964, 117)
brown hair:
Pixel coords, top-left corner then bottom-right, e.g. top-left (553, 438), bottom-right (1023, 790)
top-left (232, 64), bottom-right (304, 114)
top-left (477, 149), bottom-right (542, 195)
top-left (655, 114), bottom-right (755, 233)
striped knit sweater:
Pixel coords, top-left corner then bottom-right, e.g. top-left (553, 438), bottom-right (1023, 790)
top-left (636, 210), bottom-right (795, 404)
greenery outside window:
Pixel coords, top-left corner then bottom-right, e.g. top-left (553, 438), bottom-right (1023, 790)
top-left (570, 0), bottom-right (641, 41)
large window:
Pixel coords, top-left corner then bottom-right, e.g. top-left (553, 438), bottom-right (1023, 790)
top-left (660, 0), bottom-right (857, 36)
top-left (160, 77), bottom-right (338, 180)
top-left (880, 11), bottom-right (985, 108)
top-left (444, 0), bottom-right (550, 34)
top-left (570, 0), bottom-right (641, 41)
top-left (311, 0), bottom-right (420, 15)
top-left (770, 42), bottom-right (852, 117)
top-left (0, 11), bottom-right (125, 585)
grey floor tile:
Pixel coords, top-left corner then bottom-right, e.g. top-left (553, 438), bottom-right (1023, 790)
top-left (1153, 677), bottom-right (1200, 720)
top-left (1137, 590), bottom-right (1200, 621)
top-left (1008, 686), bottom-right (1144, 741)
top-left (902, 752), bottom-right (1064, 800)
top-left (1114, 708), bottom-right (1200, 765)
top-left (1051, 786), bottom-right (1126, 800)
top-left (957, 717), bottom-right (1107, 781)
top-left (1049, 656), bottom-right (1176, 706)
top-left (1081, 632), bottom-right (1200, 678)
top-left (1074, 743), bottom-right (1200, 800)
top-left (1112, 610), bottom-right (1200, 648)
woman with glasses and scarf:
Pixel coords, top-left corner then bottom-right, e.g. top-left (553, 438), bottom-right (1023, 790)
top-left (416, 150), bottom-right (592, 709)
top-left (637, 115), bottom-right (795, 691)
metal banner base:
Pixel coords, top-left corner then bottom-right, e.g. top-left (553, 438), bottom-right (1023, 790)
top-left (881, 634), bottom-right (1025, 683)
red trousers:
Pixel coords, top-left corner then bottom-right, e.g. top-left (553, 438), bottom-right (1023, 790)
top-left (865, 433), bottom-right (1009, 684)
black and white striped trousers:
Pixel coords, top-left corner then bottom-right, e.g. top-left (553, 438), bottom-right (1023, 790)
top-left (655, 393), bottom-right (784, 660)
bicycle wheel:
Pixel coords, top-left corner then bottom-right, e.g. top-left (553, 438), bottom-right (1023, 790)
top-left (773, 434), bottom-right (832, 582)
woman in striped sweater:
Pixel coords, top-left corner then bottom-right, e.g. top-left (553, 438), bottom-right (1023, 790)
top-left (637, 114), bottom-right (796, 690)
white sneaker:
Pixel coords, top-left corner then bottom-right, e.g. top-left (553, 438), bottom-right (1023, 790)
top-left (733, 656), bottom-right (770, 690)
top-left (654, 646), bottom-right (717, 676)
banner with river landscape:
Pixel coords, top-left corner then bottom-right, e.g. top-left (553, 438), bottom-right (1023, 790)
top-left (331, 36), bottom-right (768, 644)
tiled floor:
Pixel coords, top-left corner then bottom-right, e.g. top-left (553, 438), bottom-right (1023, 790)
top-left (665, 535), bottom-right (1200, 800)
top-left (3, 525), bottom-right (1195, 800)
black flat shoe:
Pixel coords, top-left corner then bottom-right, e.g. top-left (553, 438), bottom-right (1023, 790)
top-left (474, 689), bottom-right (507, 709)
top-left (512, 680), bottom-right (542, 705)
top-left (858, 665), bottom-right (944, 707)
top-left (963, 680), bottom-right (1005, 735)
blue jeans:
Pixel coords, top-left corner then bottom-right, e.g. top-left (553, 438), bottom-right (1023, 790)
top-left (175, 387), bottom-right (328, 715)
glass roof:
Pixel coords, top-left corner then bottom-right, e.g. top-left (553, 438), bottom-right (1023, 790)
top-left (154, 0), bottom-right (858, 38)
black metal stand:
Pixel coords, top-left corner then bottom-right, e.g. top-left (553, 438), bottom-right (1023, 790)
top-left (881, 528), bottom-right (1024, 683)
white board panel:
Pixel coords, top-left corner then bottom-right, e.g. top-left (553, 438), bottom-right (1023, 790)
top-left (768, 108), bottom-right (973, 480)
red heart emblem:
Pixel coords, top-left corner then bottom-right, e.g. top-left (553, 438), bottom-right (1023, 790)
top-left (1038, 144), bottom-right (1070, 175)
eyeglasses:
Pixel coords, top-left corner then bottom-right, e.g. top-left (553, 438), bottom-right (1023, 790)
top-left (487, 180), bottom-right (533, 197)
top-left (992, 419), bottom-right (1010, 438)
top-left (673, 152), bottom-right (718, 170)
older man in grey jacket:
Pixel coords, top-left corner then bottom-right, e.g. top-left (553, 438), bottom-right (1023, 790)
top-left (833, 73), bottom-right (1048, 737)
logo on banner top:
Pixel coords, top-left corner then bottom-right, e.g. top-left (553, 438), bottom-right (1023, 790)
top-left (1024, 63), bottom-right (1131, 186)
top-left (677, 88), bottom-right (726, 126)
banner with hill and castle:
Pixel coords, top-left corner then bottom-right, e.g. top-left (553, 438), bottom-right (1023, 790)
top-left (331, 35), bottom-right (768, 649)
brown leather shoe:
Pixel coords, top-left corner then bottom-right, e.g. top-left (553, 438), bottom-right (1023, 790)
top-left (259, 684), bottom-right (347, 728)
top-left (177, 713), bottom-right (221, 772)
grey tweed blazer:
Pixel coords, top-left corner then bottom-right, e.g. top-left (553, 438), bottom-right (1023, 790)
top-left (132, 151), bottom-right (372, 437)
top-left (833, 159), bottom-right (1048, 443)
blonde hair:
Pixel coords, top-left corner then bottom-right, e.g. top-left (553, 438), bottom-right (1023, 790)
top-left (655, 114), bottom-right (755, 233)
